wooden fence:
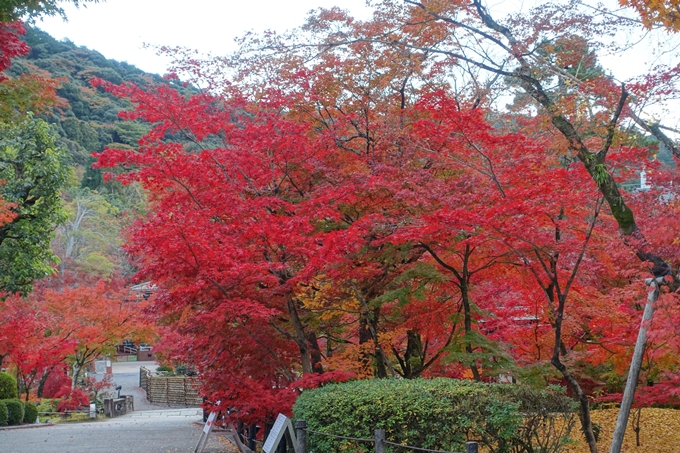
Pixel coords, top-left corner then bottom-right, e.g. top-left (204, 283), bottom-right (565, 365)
top-left (139, 366), bottom-right (202, 406)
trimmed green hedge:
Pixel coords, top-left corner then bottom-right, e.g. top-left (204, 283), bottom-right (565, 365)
top-left (0, 372), bottom-right (17, 399)
top-left (0, 401), bottom-right (7, 426)
top-left (2, 399), bottom-right (24, 425)
top-left (23, 401), bottom-right (38, 423)
top-left (293, 378), bottom-right (577, 453)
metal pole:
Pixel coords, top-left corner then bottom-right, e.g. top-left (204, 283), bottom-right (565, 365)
top-left (465, 442), bottom-right (479, 453)
top-left (295, 420), bottom-right (307, 453)
top-left (374, 429), bottom-right (386, 453)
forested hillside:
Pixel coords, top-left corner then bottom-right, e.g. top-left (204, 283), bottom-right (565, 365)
top-left (1, 24), bottom-right (194, 289)
top-left (0, 6), bottom-right (161, 409)
top-left (6, 27), bottom-right (186, 189)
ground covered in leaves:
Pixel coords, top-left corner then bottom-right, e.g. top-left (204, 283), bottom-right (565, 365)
top-left (563, 408), bottom-right (680, 453)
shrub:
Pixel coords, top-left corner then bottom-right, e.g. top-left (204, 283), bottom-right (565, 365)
top-left (82, 374), bottom-right (113, 404)
top-left (500, 385), bottom-right (578, 453)
top-left (0, 372), bottom-right (18, 399)
top-left (174, 365), bottom-right (197, 376)
top-left (293, 378), bottom-right (577, 453)
top-left (36, 398), bottom-right (59, 413)
top-left (23, 401), bottom-right (38, 423)
top-left (42, 371), bottom-right (71, 399)
top-left (56, 388), bottom-right (89, 412)
top-left (0, 401), bottom-right (7, 426)
top-left (2, 399), bottom-right (25, 425)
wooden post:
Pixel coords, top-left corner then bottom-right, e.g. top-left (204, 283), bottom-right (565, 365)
top-left (248, 425), bottom-right (258, 451)
top-left (610, 277), bottom-right (662, 453)
top-left (465, 442), bottom-right (479, 453)
top-left (374, 429), bottom-right (386, 453)
top-left (275, 436), bottom-right (286, 453)
top-left (238, 421), bottom-right (245, 444)
top-left (295, 420), bottom-right (307, 453)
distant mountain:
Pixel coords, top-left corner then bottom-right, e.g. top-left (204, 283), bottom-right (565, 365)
top-left (7, 27), bottom-right (189, 189)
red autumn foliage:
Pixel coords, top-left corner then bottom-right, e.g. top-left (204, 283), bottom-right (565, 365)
top-left (55, 388), bottom-right (90, 412)
top-left (42, 369), bottom-right (72, 399)
top-left (296, 370), bottom-right (357, 390)
top-left (0, 21), bottom-right (29, 76)
top-left (93, 4), bottom-right (680, 444)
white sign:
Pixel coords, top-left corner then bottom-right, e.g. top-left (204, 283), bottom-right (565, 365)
top-left (203, 410), bottom-right (218, 433)
top-left (263, 413), bottom-right (298, 453)
top-left (195, 410), bottom-right (219, 453)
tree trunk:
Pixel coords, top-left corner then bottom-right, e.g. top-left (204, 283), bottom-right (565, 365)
top-left (359, 307), bottom-right (387, 377)
top-left (402, 330), bottom-right (423, 378)
top-left (306, 331), bottom-right (324, 374)
top-left (287, 297), bottom-right (312, 374)
top-left (359, 314), bottom-right (373, 376)
top-left (633, 407), bottom-right (642, 447)
top-left (371, 307), bottom-right (388, 378)
top-left (71, 363), bottom-right (82, 389)
top-left (552, 356), bottom-right (599, 452)
top-left (461, 281), bottom-right (480, 381)
top-left (37, 368), bottom-right (51, 398)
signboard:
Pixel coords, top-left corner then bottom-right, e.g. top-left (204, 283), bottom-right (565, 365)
top-left (195, 410), bottom-right (219, 453)
top-left (263, 413), bottom-right (298, 453)
top-left (203, 410), bottom-right (218, 433)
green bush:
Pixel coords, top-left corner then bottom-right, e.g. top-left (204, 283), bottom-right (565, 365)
top-left (2, 399), bottom-right (25, 425)
top-left (36, 398), bottom-right (59, 414)
top-left (0, 372), bottom-right (18, 399)
top-left (498, 385), bottom-right (579, 453)
top-left (23, 401), bottom-right (38, 424)
top-left (174, 365), bottom-right (197, 376)
top-left (293, 378), bottom-right (577, 453)
top-left (0, 401), bottom-right (7, 426)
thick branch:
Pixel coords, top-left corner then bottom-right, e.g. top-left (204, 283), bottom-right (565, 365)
top-left (629, 110), bottom-right (680, 159)
top-left (598, 84), bottom-right (628, 160)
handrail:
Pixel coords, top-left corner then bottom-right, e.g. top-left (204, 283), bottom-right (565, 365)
top-left (301, 426), bottom-right (476, 453)
top-left (305, 428), bottom-right (374, 443)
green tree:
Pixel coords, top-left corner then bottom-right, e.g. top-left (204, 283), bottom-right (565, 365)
top-left (0, 115), bottom-right (67, 294)
top-left (0, 0), bottom-right (99, 23)
top-left (53, 187), bottom-right (123, 281)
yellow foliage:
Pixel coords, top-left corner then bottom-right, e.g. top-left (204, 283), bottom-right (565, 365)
top-left (322, 343), bottom-right (375, 380)
top-left (621, 0), bottom-right (680, 32)
top-left (295, 280), bottom-right (361, 321)
top-left (563, 408), bottom-right (680, 452)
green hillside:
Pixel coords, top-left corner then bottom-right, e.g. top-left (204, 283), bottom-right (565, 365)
top-left (0, 26), bottom-right (195, 283)
top-left (6, 26), bottom-right (188, 187)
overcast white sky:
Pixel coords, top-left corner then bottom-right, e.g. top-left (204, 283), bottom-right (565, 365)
top-left (34, 0), bottom-right (680, 121)
top-left (36, 0), bottom-right (673, 81)
top-left (37, 0), bottom-right (373, 75)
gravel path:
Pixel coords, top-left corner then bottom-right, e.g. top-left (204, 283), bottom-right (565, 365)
top-left (0, 361), bottom-right (233, 452)
top-left (0, 409), bottom-right (230, 452)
